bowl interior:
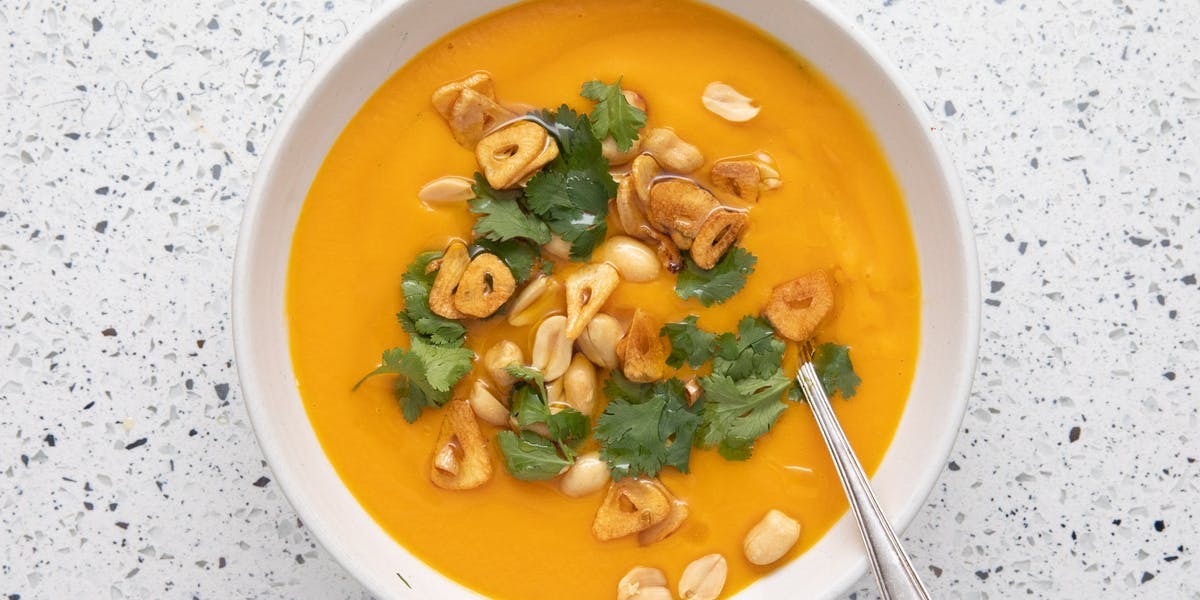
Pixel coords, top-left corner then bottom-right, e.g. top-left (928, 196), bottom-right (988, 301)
top-left (232, 0), bottom-right (979, 598)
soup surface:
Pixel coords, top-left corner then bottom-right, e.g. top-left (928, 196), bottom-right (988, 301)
top-left (287, 0), bottom-right (920, 598)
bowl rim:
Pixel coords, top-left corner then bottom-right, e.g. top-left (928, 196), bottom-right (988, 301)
top-left (232, 0), bottom-right (980, 598)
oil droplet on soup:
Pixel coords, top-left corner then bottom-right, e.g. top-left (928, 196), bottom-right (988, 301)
top-left (286, 0), bottom-right (920, 598)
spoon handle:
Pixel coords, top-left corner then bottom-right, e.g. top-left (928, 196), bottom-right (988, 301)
top-left (797, 363), bottom-right (931, 600)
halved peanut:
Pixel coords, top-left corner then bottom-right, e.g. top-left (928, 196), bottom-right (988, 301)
top-left (642, 128), bottom-right (705, 173)
top-left (430, 400), bottom-right (493, 490)
top-left (429, 241), bottom-right (470, 319)
top-left (622, 89), bottom-right (648, 113)
top-left (638, 496), bottom-right (689, 545)
top-left (617, 566), bottom-right (671, 600)
top-left (678, 554), bottom-right (728, 600)
top-left (762, 271), bottom-right (834, 341)
top-left (447, 88), bottom-right (516, 148)
top-left (709, 160), bottom-right (761, 203)
top-left (602, 135), bottom-right (643, 166)
top-left (690, 209), bottom-right (749, 270)
top-left (475, 120), bottom-right (559, 189)
top-left (546, 379), bottom-right (566, 411)
top-left (577, 313), bottom-right (624, 370)
top-left (615, 175), bottom-right (654, 238)
top-left (647, 179), bottom-right (719, 250)
top-left (483, 340), bottom-right (524, 389)
top-left (629, 154), bottom-right (661, 203)
top-left (532, 315), bottom-right (572, 381)
top-left (507, 276), bottom-right (563, 327)
top-left (562, 353), bottom-right (598, 414)
top-left (560, 451), bottom-right (609, 497)
top-left (543, 234), bottom-right (572, 261)
top-left (431, 72), bottom-right (496, 118)
top-left (701, 81), bottom-right (761, 122)
top-left (743, 509), bottom-right (801, 565)
top-left (596, 235), bottom-right (661, 283)
top-left (593, 478), bottom-right (671, 541)
top-left (468, 380), bottom-right (509, 427)
top-left (453, 253), bottom-right (516, 318)
top-left (564, 263), bottom-right (621, 340)
top-left (616, 309), bottom-right (666, 383)
top-left (418, 175), bottom-right (476, 207)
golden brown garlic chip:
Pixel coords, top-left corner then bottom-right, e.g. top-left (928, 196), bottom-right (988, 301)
top-left (429, 240), bottom-right (471, 319)
top-left (763, 271), bottom-right (835, 341)
top-left (690, 209), bottom-right (749, 270)
top-left (616, 309), bottom-right (666, 383)
top-left (592, 478), bottom-right (671, 541)
top-left (430, 400), bottom-right (493, 490)
top-left (475, 120), bottom-right (559, 189)
top-left (637, 482), bottom-right (689, 545)
top-left (431, 72), bottom-right (496, 118)
top-left (453, 253), bottom-right (516, 318)
top-left (564, 263), bottom-right (620, 340)
top-left (709, 160), bottom-right (761, 203)
top-left (647, 179), bottom-right (719, 250)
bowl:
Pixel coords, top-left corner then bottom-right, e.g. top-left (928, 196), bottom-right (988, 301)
top-left (232, 0), bottom-right (980, 597)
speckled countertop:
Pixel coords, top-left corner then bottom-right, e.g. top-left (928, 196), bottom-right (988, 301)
top-left (1, 0), bottom-right (1196, 598)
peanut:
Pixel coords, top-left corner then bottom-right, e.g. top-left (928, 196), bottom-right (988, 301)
top-left (602, 135), bottom-right (643, 166)
top-left (468, 380), bottom-right (509, 427)
top-left (617, 566), bottom-right (671, 600)
top-left (417, 175), bottom-right (476, 207)
top-left (596, 235), bottom-right (661, 283)
top-left (560, 451), bottom-right (609, 497)
top-left (532, 315), bottom-right (572, 381)
top-left (507, 275), bottom-right (562, 327)
top-left (483, 340), bottom-right (524, 389)
top-left (577, 313), bottom-right (623, 370)
top-left (678, 554), bottom-right (728, 600)
top-left (701, 81), bottom-right (761, 122)
top-left (743, 509), bottom-right (801, 565)
top-left (562, 353), bottom-right (598, 414)
top-left (642, 127), bottom-right (704, 173)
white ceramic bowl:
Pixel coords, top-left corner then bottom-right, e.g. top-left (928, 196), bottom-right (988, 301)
top-left (232, 0), bottom-right (980, 598)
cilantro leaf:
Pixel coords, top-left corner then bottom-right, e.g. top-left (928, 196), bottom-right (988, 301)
top-left (505, 364), bottom-right (547, 395)
top-left (470, 238), bottom-right (539, 283)
top-left (812, 343), bottom-right (862, 399)
top-left (547, 408), bottom-right (591, 447)
top-left (524, 106), bottom-right (615, 260)
top-left (662, 315), bottom-right (717, 368)
top-left (595, 374), bottom-right (702, 479)
top-left (712, 316), bottom-right (785, 380)
top-left (468, 173), bottom-right (551, 245)
top-left (580, 78), bottom-right (647, 152)
top-left (698, 372), bottom-right (792, 460)
top-left (674, 247), bottom-right (757, 306)
top-left (511, 384), bottom-right (550, 429)
top-left (497, 430), bottom-right (572, 481)
top-left (398, 251), bottom-right (467, 347)
top-left (353, 339), bottom-right (474, 423)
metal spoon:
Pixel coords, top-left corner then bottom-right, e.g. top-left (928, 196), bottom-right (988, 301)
top-left (796, 346), bottom-right (931, 600)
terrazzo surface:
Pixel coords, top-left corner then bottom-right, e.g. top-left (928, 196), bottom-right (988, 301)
top-left (1, 0), bottom-right (1197, 598)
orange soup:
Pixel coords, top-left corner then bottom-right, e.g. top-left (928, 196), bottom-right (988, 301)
top-left (287, 0), bottom-right (920, 598)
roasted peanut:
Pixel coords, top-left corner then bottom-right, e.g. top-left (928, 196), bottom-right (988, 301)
top-left (615, 175), bottom-right (654, 238)
top-left (743, 509), bottom-right (801, 565)
top-left (642, 127), bottom-right (704, 173)
top-left (576, 313), bottom-right (624, 370)
top-left (593, 478), bottom-right (671, 541)
top-left (678, 554), bottom-right (728, 600)
top-left (616, 309), bottom-right (666, 383)
top-left (564, 263), bottom-right (621, 340)
top-left (562, 353), bottom-right (598, 414)
top-left (468, 380), bottom-right (509, 427)
top-left (690, 209), bottom-right (749, 270)
top-left (623, 89), bottom-right (648, 113)
top-left (602, 135), bottom-right (643, 166)
top-left (546, 379), bottom-right (566, 411)
top-left (532, 315), bottom-right (572, 381)
top-left (429, 240), bottom-right (470, 319)
top-left (762, 271), bottom-right (834, 341)
top-left (647, 178), bottom-right (720, 250)
top-left (475, 120), bottom-right (559, 189)
top-left (701, 81), bottom-right (761, 122)
top-left (484, 340), bottom-right (524, 389)
top-left (629, 154), bottom-right (661, 203)
top-left (418, 175), bottom-right (476, 207)
top-left (507, 275), bottom-right (563, 327)
top-left (453, 252), bottom-right (516, 318)
top-left (543, 234), bottom-right (572, 260)
top-left (617, 566), bottom-right (671, 600)
top-left (560, 451), bottom-right (609, 497)
top-left (430, 400), bottom-right (493, 490)
top-left (638, 496), bottom-right (689, 545)
top-left (710, 160), bottom-right (761, 203)
top-left (596, 235), bottom-right (662, 283)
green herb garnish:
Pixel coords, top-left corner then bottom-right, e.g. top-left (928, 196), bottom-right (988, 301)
top-left (469, 237), bottom-right (539, 283)
top-left (674, 247), bottom-right (757, 306)
top-left (810, 343), bottom-right (862, 400)
top-left (661, 315), bottom-right (717, 369)
top-left (354, 339), bottom-right (474, 423)
top-left (697, 372), bottom-right (793, 460)
top-left (595, 374), bottom-right (702, 480)
top-left (468, 173), bottom-right (551, 245)
top-left (497, 430), bottom-right (573, 481)
top-left (580, 78), bottom-right (647, 152)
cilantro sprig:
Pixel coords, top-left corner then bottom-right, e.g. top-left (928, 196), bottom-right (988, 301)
top-left (524, 106), bottom-right (616, 260)
top-left (661, 315), bottom-right (717, 369)
top-left (674, 247), bottom-right (757, 306)
top-left (353, 340), bottom-right (474, 423)
top-left (397, 251), bottom-right (468, 346)
top-left (580, 78), bottom-right (647, 152)
top-left (468, 173), bottom-right (551, 245)
top-left (498, 364), bottom-right (592, 480)
top-left (806, 343), bottom-right (862, 400)
top-left (594, 374), bottom-right (702, 480)
top-left (497, 430), bottom-right (573, 481)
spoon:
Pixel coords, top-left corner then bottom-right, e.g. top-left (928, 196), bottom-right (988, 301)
top-left (796, 344), bottom-right (931, 600)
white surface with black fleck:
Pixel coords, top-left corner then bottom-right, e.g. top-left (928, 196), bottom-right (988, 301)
top-left (0, 1), bottom-right (1195, 598)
